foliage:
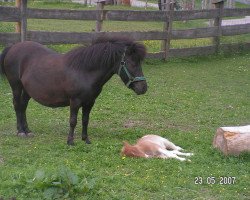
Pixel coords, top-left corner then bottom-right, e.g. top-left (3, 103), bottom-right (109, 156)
top-left (25, 166), bottom-right (95, 200)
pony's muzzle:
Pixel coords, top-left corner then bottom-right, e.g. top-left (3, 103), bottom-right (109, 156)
top-left (131, 81), bottom-right (147, 95)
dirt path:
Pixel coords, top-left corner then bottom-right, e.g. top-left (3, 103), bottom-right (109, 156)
top-left (222, 16), bottom-right (250, 26)
top-left (130, 0), bottom-right (158, 8)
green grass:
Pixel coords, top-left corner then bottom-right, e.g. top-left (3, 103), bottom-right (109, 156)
top-left (235, 2), bottom-right (250, 8)
top-left (0, 2), bottom-right (250, 199)
top-left (0, 51), bottom-right (250, 199)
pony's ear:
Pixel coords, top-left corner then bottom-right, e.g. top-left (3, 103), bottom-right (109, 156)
top-left (126, 42), bottom-right (147, 60)
top-left (126, 43), bottom-right (137, 54)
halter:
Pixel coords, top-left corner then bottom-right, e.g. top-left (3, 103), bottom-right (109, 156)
top-left (117, 51), bottom-right (146, 88)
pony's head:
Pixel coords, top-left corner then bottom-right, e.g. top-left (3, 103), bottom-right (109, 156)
top-left (93, 36), bottom-right (148, 95)
top-left (121, 141), bottom-right (147, 158)
top-left (117, 41), bottom-right (147, 95)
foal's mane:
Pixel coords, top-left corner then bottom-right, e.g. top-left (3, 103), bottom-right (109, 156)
top-left (65, 36), bottom-right (146, 71)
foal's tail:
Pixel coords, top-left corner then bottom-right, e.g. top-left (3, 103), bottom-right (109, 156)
top-left (0, 46), bottom-right (12, 76)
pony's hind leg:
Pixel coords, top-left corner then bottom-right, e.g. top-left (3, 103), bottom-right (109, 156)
top-left (11, 85), bottom-right (31, 137)
top-left (20, 90), bottom-right (32, 136)
top-left (12, 86), bottom-right (24, 136)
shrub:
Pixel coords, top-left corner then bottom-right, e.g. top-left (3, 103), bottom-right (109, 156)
top-left (26, 166), bottom-right (95, 199)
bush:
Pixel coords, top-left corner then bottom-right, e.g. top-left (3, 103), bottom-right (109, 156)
top-left (26, 166), bottom-right (95, 199)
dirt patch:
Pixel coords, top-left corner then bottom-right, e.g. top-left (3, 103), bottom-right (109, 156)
top-left (123, 120), bottom-right (148, 128)
top-left (123, 119), bottom-right (197, 132)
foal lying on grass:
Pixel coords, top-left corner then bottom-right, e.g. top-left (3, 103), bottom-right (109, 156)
top-left (121, 135), bottom-right (193, 161)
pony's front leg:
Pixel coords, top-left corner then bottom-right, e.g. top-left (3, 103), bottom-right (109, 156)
top-left (82, 102), bottom-right (94, 144)
top-left (67, 99), bottom-right (81, 145)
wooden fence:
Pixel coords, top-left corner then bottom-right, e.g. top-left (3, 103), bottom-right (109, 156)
top-left (0, 0), bottom-right (250, 59)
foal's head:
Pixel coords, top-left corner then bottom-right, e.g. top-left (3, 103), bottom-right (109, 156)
top-left (121, 141), bottom-right (147, 158)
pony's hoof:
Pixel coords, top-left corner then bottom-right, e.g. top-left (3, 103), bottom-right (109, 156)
top-left (26, 132), bottom-right (34, 137)
top-left (17, 132), bottom-right (26, 137)
top-left (85, 139), bottom-right (91, 144)
top-left (67, 140), bottom-right (75, 146)
top-left (83, 137), bottom-right (91, 144)
top-left (82, 136), bottom-right (91, 144)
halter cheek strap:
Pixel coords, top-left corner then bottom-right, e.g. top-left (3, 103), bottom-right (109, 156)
top-left (117, 52), bottom-right (146, 88)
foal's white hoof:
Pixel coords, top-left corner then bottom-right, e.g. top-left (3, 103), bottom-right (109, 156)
top-left (176, 146), bottom-right (183, 151)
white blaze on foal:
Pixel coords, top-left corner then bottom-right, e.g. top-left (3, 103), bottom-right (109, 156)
top-left (121, 134), bottom-right (193, 161)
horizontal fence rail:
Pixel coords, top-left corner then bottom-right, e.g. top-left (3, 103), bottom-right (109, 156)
top-left (27, 9), bottom-right (98, 20)
top-left (148, 42), bottom-right (250, 59)
top-left (0, 32), bottom-right (20, 44)
top-left (0, 0), bottom-right (250, 59)
top-left (1, 7), bottom-right (250, 22)
top-left (25, 31), bottom-right (169, 44)
top-left (1, 24), bottom-right (248, 45)
top-left (0, 6), bottom-right (20, 22)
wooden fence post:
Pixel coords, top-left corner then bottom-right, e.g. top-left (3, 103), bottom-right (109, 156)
top-left (20, 0), bottom-right (27, 42)
top-left (161, 0), bottom-right (174, 60)
top-left (95, 0), bottom-right (105, 32)
top-left (16, 0), bottom-right (27, 42)
top-left (212, 0), bottom-right (224, 53)
top-left (15, 0), bottom-right (21, 33)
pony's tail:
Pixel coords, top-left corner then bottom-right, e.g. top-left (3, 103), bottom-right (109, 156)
top-left (0, 46), bottom-right (12, 76)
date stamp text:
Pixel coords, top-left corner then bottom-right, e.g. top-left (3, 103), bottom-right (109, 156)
top-left (194, 176), bottom-right (236, 185)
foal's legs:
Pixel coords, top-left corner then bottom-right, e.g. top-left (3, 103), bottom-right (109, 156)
top-left (163, 139), bottom-right (183, 151)
top-left (82, 101), bottom-right (94, 144)
top-left (67, 99), bottom-right (82, 145)
top-left (172, 150), bottom-right (193, 157)
top-left (158, 149), bottom-right (187, 161)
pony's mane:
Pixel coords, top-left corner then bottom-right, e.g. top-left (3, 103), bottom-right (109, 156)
top-left (65, 36), bottom-right (146, 71)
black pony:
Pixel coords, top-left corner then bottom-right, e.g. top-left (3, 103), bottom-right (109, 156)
top-left (0, 37), bottom-right (147, 145)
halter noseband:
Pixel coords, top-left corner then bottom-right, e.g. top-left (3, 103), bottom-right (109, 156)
top-left (117, 51), bottom-right (146, 88)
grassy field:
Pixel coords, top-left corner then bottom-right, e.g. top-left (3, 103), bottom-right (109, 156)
top-left (0, 1), bottom-right (250, 200)
top-left (1, 51), bottom-right (250, 199)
